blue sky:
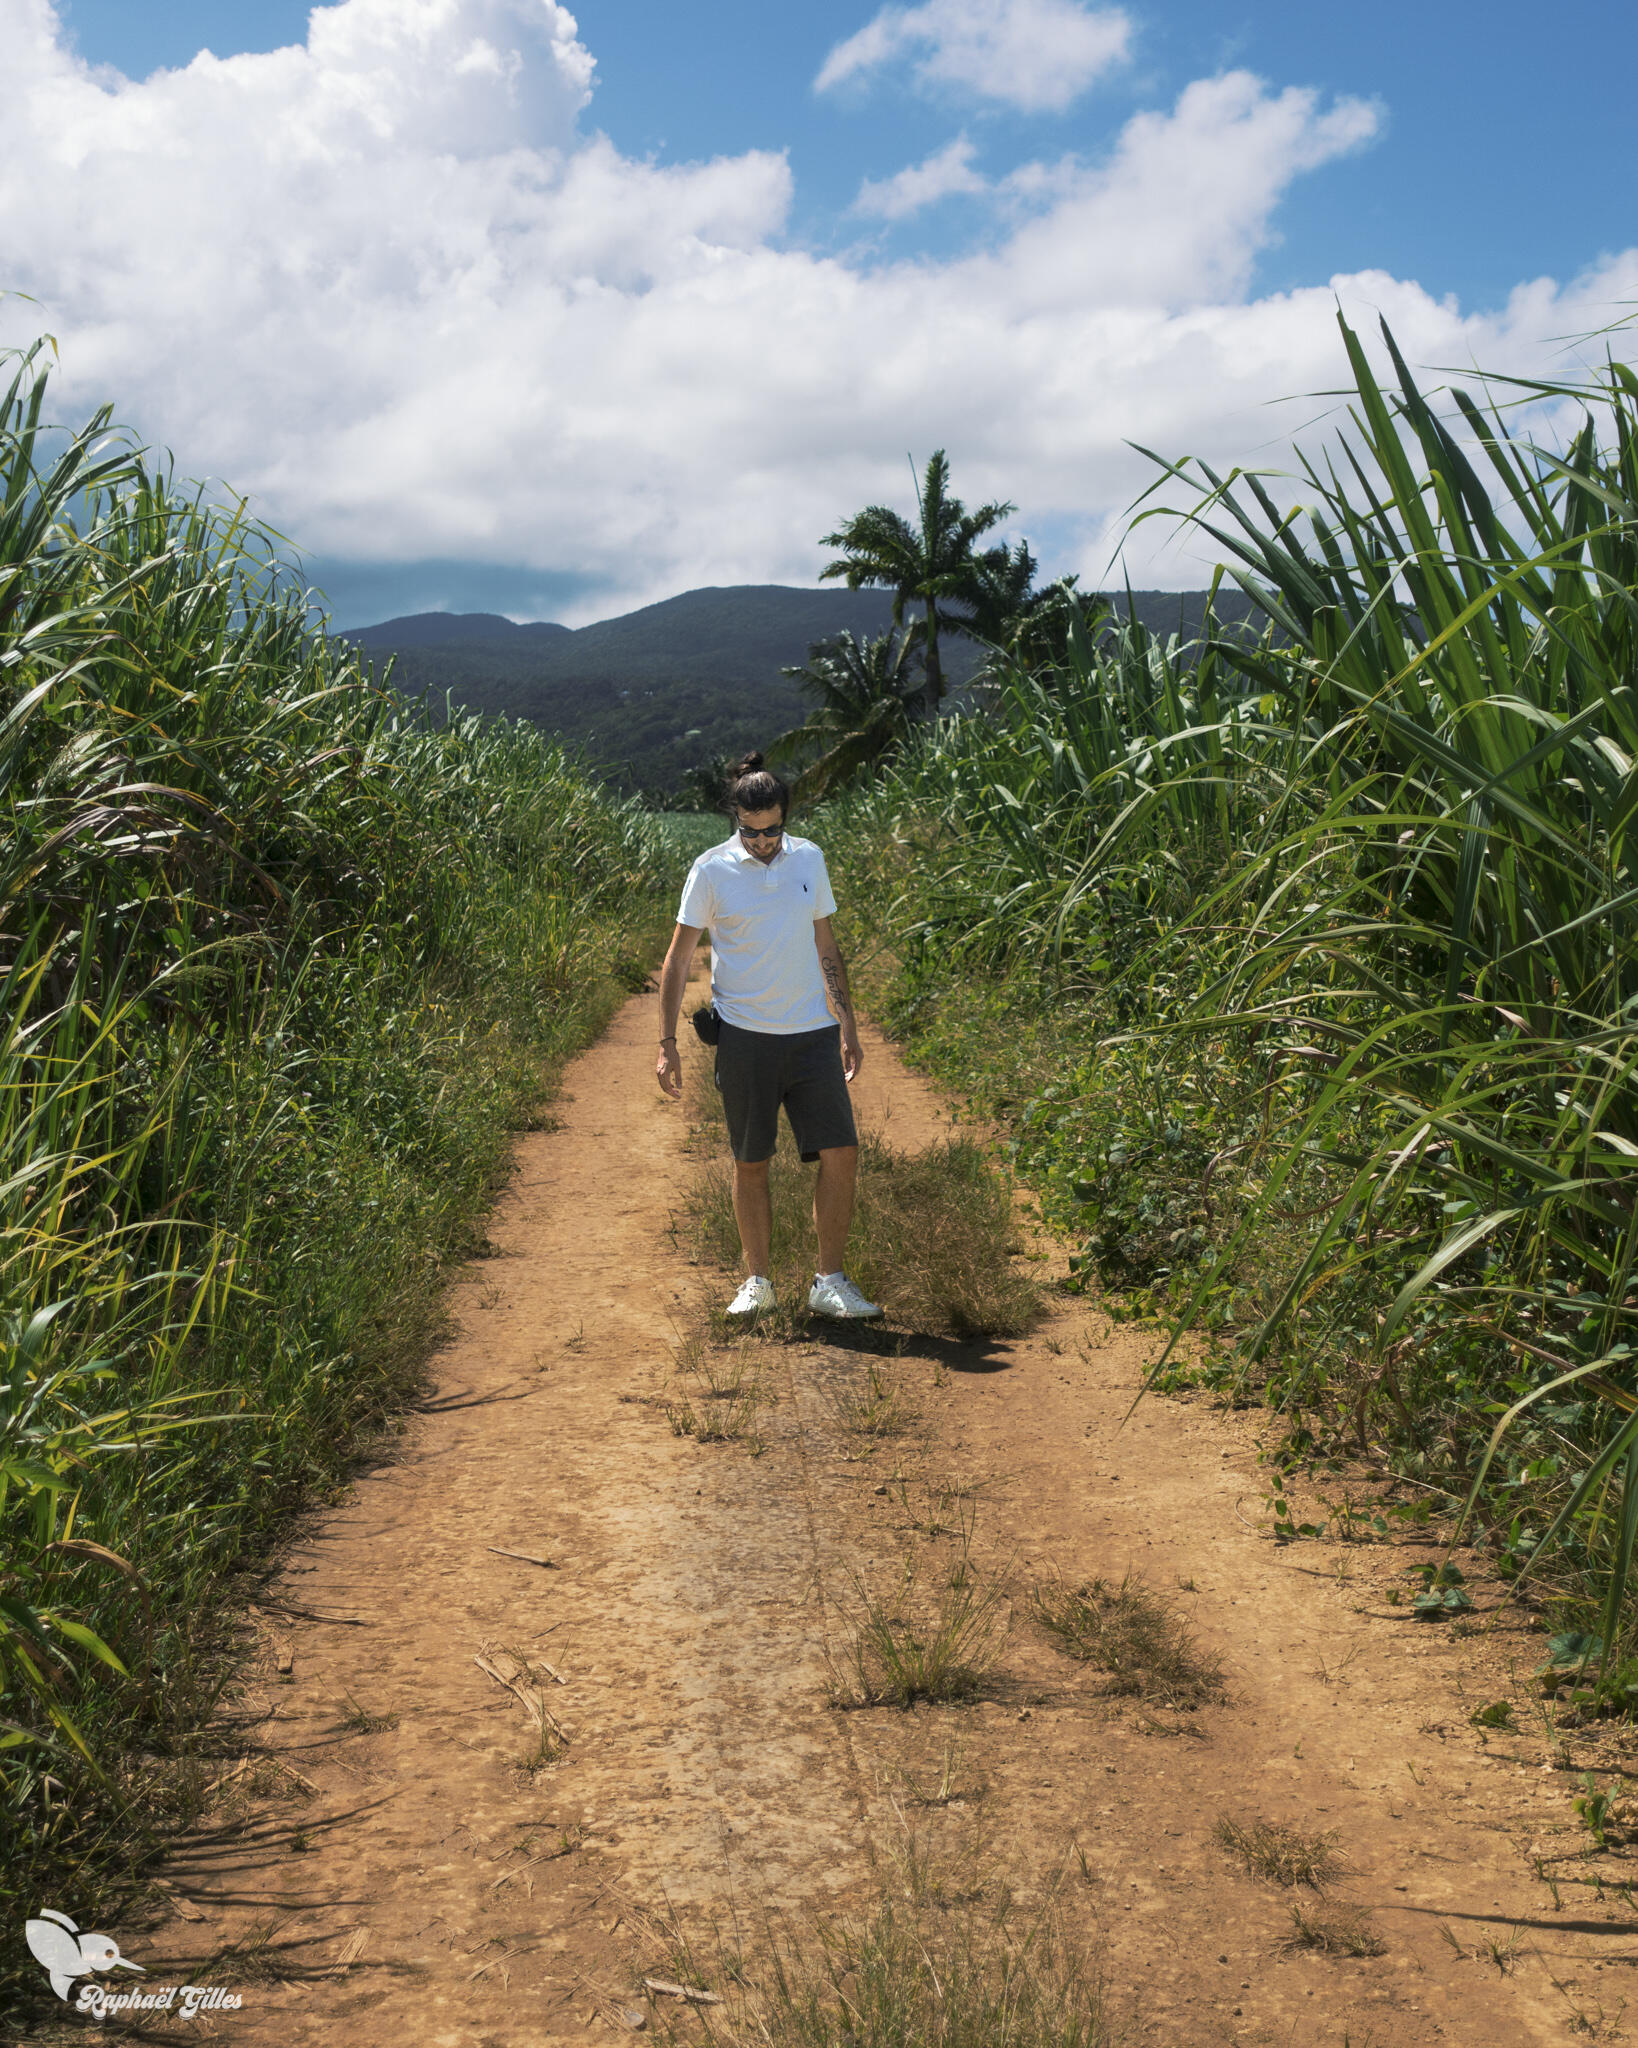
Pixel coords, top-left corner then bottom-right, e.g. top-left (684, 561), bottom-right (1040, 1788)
top-left (57, 0), bottom-right (1638, 310)
top-left (18, 0), bottom-right (1638, 624)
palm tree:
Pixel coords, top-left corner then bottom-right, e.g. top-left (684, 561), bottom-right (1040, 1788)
top-left (965, 536), bottom-right (1041, 645)
top-left (676, 753), bottom-right (737, 812)
top-left (770, 629), bottom-right (924, 800)
top-left (999, 574), bottom-right (1110, 671)
top-left (820, 451), bottom-right (1014, 713)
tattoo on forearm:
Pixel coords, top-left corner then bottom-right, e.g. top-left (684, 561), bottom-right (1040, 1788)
top-left (822, 953), bottom-right (853, 1022)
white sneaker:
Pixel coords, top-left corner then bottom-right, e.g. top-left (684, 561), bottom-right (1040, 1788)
top-left (808, 1274), bottom-right (882, 1320)
top-left (726, 1275), bottom-right (776, 1318)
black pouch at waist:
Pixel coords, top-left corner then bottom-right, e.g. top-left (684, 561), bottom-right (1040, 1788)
top-left (691, 1002), bottom-right (722, 1045)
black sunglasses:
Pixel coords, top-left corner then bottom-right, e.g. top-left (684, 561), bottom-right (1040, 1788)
top-left (736, 821), bottom-right (784, 842)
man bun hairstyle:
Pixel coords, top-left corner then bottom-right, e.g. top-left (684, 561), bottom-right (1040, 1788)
top-left (727, 751), bottom-right (790, 820)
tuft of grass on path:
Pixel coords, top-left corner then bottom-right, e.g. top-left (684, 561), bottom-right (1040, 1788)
top-left (645, 1850), bottom-right (1108, 2048)
top-left (756, 1895), bottom-right (1108, 2048)
top-left (832, 1360), bottom-right (918, 1439)
top-left (662, 1325), bottom-right (768, 1451)
top-left (1214, 1816), bottom-right (1341, 1890)
top-left (1285, 1901), bottom-right (1385, 1957)
top-left (1032, 1574), bottom-right (1226, 1709)
top-left (831, 1531), bottom-right (1009, 1708)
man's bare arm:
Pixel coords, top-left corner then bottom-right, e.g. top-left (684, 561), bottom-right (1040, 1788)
top-left (656, 923), bottom-right (702, 1098)
top-left (813, 915), bottom-right (863, 1081)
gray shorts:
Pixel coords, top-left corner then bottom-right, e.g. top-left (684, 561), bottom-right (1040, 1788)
top-left (715, 1021), bottom-right (859, 1164)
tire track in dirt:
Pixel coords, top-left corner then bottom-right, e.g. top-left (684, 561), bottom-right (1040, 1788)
top-left (145, 976), bottom-right (1613, 2045)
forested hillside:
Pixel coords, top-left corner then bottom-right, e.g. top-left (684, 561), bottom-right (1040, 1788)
top-left (340, 585), bottom-right (1261, 792)
top-left (341, 585), bottom-right (911, 789)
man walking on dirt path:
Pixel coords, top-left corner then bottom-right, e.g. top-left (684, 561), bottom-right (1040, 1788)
top-left (655, 753), bottom-right (881, 1322)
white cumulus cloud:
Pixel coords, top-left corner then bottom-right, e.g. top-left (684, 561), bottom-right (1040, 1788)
top-left (855, 136), bottom-right (988, 219)
top-left (815, 0), bottom-right (1131, 114)
top-left (987, 76), bottom-right (1384, 310)
top-left (1, 0), bottom-right (1634, 621)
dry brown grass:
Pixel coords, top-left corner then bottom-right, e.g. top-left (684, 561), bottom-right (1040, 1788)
top-left (1214, 1816), bottom-right (1341, 1889)
top-left (335, 1692), bottom-right (399, 1735)
top-left (1031, 1573), bottom-right (1227, 1708)
top-left (475, 1645), bottom-right (569, 1773)
top-left (638, 1846), bottom-right (1109, 2048)
top-left (1284, 1901), bottom-right (1385, 1956)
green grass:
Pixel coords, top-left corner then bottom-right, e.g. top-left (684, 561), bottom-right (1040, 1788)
top-left (833, 1360), bottom-right (918, 1439)
top-left (0, 337), bottom-right (671, 2013)
top-left (645, 809), bottom-right (727, 866)
top-left (830, 1528), bottom-right (1009, 1709)
top-left (820, 312), bottom-right (1638, 1672)
top-left (665, 1333), bottom-right (767, 1451)
top-left (839, 948), bottom-right (1280, 1334)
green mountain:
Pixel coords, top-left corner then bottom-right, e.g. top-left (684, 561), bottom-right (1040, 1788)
top-left (342, 586), bottom-right (910, 794)
top-left (339, 583), bottom-right (1261, 795)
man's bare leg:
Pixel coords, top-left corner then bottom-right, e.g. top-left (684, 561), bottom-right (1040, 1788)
top-left (814, 1145), bottom-right (858, 1275)
top-left (732, 1157), bottom-right (773, 1276)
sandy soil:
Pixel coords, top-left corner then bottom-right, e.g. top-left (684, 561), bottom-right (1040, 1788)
top-left (130, 970), bottom-right (1638, 2046)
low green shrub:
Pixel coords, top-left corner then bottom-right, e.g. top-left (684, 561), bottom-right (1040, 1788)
top-left (0, 339), bottom-right (670, 2001)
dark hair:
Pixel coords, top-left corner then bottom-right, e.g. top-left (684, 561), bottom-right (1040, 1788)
top-left (726, 751), bottom-right (789, 820)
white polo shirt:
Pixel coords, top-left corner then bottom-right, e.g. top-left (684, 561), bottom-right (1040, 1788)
top-left (677, 832), bottom-right (838, 1034)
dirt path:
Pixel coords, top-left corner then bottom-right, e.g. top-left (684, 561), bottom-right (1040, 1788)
top-left (144, 976), bottom-right (1629, 2045)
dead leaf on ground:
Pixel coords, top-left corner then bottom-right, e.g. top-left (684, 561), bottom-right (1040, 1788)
top-left (644, 1977), bottom-right (723, 2006)
top-left (474, 1648), bottom-right (568, 1743)
top-left (331, 1928), bottom-right (368, 1972)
